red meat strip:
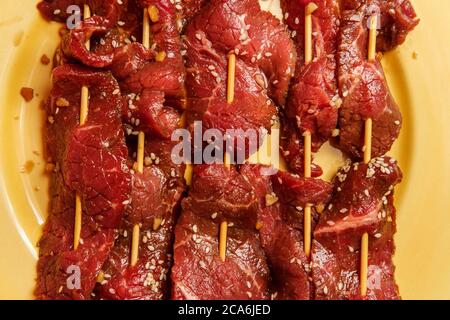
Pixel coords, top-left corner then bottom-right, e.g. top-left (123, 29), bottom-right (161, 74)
top-left (334, 0), bottom-right (418, 159)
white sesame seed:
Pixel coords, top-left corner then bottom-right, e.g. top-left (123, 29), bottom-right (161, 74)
top-left (323, 286), bottom-right (329, 295)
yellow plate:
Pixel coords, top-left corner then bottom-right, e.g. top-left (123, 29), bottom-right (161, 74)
top-left (0, 0), bottom-right (449, 300)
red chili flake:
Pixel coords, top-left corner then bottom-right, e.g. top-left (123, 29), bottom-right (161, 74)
top-left (20, 87), bottom-right (34, 102)
top-left (40, 54), bottom-right (51, 65)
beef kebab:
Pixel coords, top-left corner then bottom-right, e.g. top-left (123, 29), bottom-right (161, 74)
top-left (311, 0), bottom-right (419, 300)
top-left (36, 0), bottom-right (132, 299)
top-left (91, 0), bottom-right (187, 299)
top-left (35, 64), bottom-right (131, 299)
top-left (333, 0), bottom-right (419, 159)
top-left (179, 0), bottom-right (297, 262)
top-left (280, 0), bottom-right (340, 178)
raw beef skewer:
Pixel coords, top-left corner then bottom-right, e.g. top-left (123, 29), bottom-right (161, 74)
top-left (310, 1), bottom-right (419, 299)
top-left (94, 0), bottom-right (187, 299)
top-left (181, 0), bottom-right (297, 263)
top-left (333, 0), bottom-right (419, 160)
top-left (129, 0), bottom-right (194, 268)
top-left (219, 49), bottom-right (237, 262)
top-left (74, 4), bottom-right (91, 250)
top-left (359, 13), bottom-right (378, 298)
top-left (302, 2), bottom-right (318, 258)
top-left (130, 4), bottom-right (160, 268)
top-left (279, 0), bottom-right (340, 178)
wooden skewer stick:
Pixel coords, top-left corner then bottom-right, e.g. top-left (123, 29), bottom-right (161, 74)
top-left (220, 150), bottom-right (231, 261)
top-left (224, 151), bottom-right (231, 169)
top-left (137, 131), bottom-right (145, 173)
top-left (305, 2), bottom-right (318, 64)
top-left (218, 51), bottom-right (237, 261)
top-left (360, 14), bottom-right (378, 297)
top-left (130, 224), bottom-right (140, 267)
top-left (130, 131), bottom-right (146, 267)
top-left (227, 52), bottom-right (236, 104)
top-left (303, 132), bottom-right (312, 257)
top-left (142, 7), bottom-right (150, 50)
top-left (303, 2), bottom-right (318, 258)
top-left (179, 108), bottom-right (193, 186)
top-left (219, 221), bottom-right (228, 262)
top-left (74, 4), bottom-right (91, 250)
top-left (153, 217), bottom-right (163, 231)
top-left (130, 7), bottom-right (155, 266)
top-left (184, 161), bottom-right (193, 186)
